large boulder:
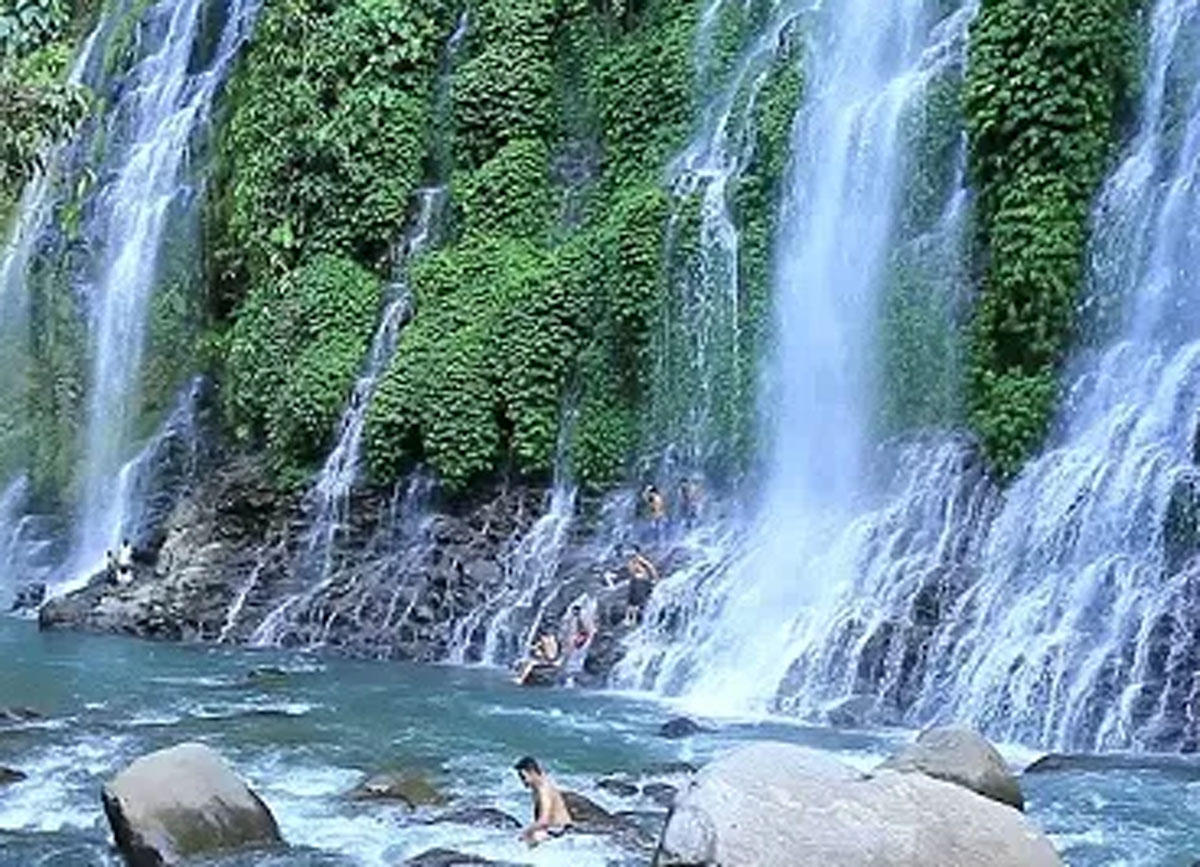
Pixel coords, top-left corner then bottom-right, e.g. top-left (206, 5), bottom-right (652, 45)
top-left (657, 742), bottom-right (1061, 867)
top-left (878, 727), bottom-right (1024, 810)
top-left (101, 743), bottom-right (283, 866)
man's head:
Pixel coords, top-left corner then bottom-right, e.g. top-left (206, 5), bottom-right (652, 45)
top-left (514, 756), bottom-right (543, 788)
top-left (570, 604), bottom-right (581, 615)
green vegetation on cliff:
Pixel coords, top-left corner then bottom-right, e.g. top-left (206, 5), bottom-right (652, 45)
top-left (964, 0), bottom-right (1143, 476)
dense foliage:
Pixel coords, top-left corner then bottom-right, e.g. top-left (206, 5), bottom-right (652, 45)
top-left (964, 0), bottom-right (1143, 476)
top-left (225, 255), bottom-right (381, 481)
top-left (359, 0), bottom-right (697, 490)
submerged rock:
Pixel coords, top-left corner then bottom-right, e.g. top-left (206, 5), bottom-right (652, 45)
top-left (245, 666), bottom-right (290, 687)
top-left (101, 742), bottom-right (283, 867)
top-left (350, 771), bottom-right (447, 807)
top-left (0, 706), bottom-right (43, 723)
top-left (657, 717), bottom-right (711, 739)
top-left (1025, 752), bottom-right (1200, 781)
top-left (597, 777), bottom-right (640, 797)
top-left (657, 742), bottom-right (1061, 867)
top-left (641, 782), bottom-right (677, 807)
top-left (404, 849), bottom-right (525, 867)
top-left (0, 767), bottom-right (26, 785)
top-left (878, 727), bottom-right (1024, 811)
top-left (427, 807), bottom-right (521, 830)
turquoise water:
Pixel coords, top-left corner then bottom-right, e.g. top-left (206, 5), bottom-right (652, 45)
top-left (0, 617), bottom-right (1195, 866)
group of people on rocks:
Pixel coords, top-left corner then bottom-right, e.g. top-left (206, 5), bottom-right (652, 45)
top-left (512, 477), bottom-right (703, 687)
top-left (513, 600), bottom-right (597, 685)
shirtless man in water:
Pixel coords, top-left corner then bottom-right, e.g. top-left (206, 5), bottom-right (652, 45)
top-left (514, 756), bottom-right (573, 845)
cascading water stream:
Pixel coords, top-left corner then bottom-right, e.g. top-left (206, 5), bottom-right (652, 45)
top-left (245, 189), bottom-right (447, 648)
top-left (625, 0), bottom-right (1200, 754)
top-left (303, 187), bottom-right (446, 572)
top-left (616, 0), bottom-right (977, 714)
top-left (69, 0), bottom-right (260, 587)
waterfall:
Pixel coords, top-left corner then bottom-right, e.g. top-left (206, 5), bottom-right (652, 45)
top-left (624, 0), bottom-right (1200, 754)
top-left (909, 0), bottom-right (1200, 752)
top-left (68, 0), bottom-right (260, 586)
top-left (616, 0), bottom-right (976, 714)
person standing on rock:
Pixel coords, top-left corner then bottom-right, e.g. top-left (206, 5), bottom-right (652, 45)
top-left (513, 756), bottom-right (572, 846)
top-left (642, 484), bottom-right (666, 543)
top-left (624, 545), bottom-right (659, 626)
top-left (116, 539), bottom-right (134, 584)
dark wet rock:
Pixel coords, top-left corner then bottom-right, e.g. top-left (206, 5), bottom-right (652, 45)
top-left (0, 767), bottom-right (26, 785)
top-left (349, 771), bottom-right (447, 807)
top-left (245, 666), bottom-right (289, 687)
top-left (427, 807), bottom-right (521, 830)
top-left (562, 790), bottom-right (622, 832)
top-left (597, 777), bottom-right (639, 798)
top-left (1024, 752), bottom-right (1200, 781)
top-left (825, 694), bottom-right (877, 728)
top-left (657, 717), bottom-right (711, 739)
top-left (102, 742), bottom-right (283, 867)
top-left (0, 706), bottom-right (43, 723)
top-left (404, 849), bottom-right (526, 867)
top-left (878, 727), bottom-right (1024, 811)
top-left (10, 582), bottom-right (45, 612)
top-left (658, 742), bottom-right (1061, 867)
top-left (1166, 471), bottom-right (1200, 576)
top-left (520, 663), bottom-right (562, 688)
top-left (641, 782), bottom-right (677, 807)
top-left (641, 761), bottom-right (698, 777)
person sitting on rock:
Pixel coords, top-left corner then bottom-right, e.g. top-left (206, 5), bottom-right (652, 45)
top-left (116, 539), bottom-right (134, 585)
top-left (513, 756), bottom-right (572, 846)
top-left (624, 545), bottom-right (660, 626)
top-left (566, 603), bottom-right (594, 652)
top-left (514, 632), bottom-right (561, 686)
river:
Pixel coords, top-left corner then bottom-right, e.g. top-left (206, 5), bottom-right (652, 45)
top-left (0, 618), bottom-right (1195, 865)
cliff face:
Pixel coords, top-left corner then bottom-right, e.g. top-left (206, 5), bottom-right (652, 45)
top-left (37, 447), bottom-right (652, 682)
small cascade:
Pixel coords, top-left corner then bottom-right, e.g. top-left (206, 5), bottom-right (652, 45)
top-left (70, 0), bottom-right (261, 583)
top-left (303, 187), bottom-right (446, 571)
top-left (246, 188), bottom-right (447, 647)
top-left (248, 474), bottom-right (437, 649)
top-left (616, 0), bottom-right (976, 714)
top-left (0, 477), bottom-right (28, 607)
top-left (650, 1), bottom-right (803, 478)
top-left (462, 484), bottom-right (578, 667)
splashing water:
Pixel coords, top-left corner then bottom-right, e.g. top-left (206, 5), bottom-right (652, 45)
top-left (71, 0), bottom-right (260, 584)
top-left (916, 0), bottom-right (1200, 751)
top-left (618, 0), bottom-right (977, 716)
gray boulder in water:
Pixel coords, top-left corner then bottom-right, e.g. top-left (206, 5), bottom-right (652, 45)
top-left (877, 727), bottom-right (1024, 811)
top-left (101, 742), bottom-right (283, 866)
top-left (657, 742), bottom-right (1061, 867)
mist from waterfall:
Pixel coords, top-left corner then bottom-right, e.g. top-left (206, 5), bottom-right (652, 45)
top-left (617, 0), bottom-right (977, 715)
